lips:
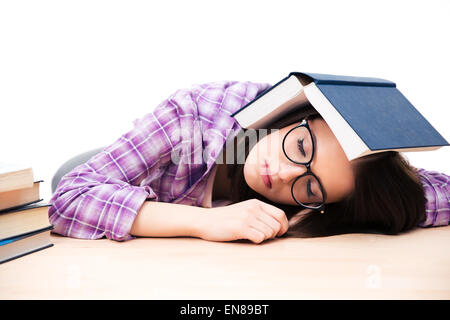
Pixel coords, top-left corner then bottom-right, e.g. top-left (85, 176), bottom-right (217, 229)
top-left (261, 160), bottom-right (272, 189)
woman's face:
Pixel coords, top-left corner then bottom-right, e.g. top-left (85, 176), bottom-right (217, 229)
top-left (243, 117), bottom-right (355, 206)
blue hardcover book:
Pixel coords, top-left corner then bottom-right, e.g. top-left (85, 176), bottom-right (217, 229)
top-left (231, 72), bottom-right (449, 160)
top-left (0, 225), bottom-right (53, 264)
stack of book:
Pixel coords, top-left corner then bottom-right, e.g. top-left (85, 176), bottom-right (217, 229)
top-left (0, 163), bottom-right (53, 264)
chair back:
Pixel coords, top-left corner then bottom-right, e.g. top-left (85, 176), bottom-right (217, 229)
top-left (51, 147), bottom-right (104, 193)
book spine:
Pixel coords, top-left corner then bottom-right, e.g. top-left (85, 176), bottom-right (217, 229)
top-left (290, 72), bottom-right (396, 88)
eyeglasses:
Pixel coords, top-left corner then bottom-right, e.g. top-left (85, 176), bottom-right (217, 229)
top-left (281, 118), bottom-right (327, 213)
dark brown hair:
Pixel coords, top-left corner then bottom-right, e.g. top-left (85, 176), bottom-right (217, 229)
top-left (225, 107), bottom-right (427, 237)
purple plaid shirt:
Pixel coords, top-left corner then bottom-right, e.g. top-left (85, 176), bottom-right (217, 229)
top-left (49, 80), bottom-right (449, 242)
top-left (417, 168), bottom-right (450, 227)
top-left (49, 80), bottom-right (271, 241)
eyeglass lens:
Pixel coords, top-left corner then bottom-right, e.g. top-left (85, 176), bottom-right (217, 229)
top-left (283, 126), bottom-right (313, 164)
top-left (284, 125), bottom-right (324, 208)
top-left (292, 175), bottom-right (324, 208)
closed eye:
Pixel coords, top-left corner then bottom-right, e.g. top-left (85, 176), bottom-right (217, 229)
top-left (306, 179), bottom-right (316, 198)
top-left (297, 138), bottom-right (306, 157)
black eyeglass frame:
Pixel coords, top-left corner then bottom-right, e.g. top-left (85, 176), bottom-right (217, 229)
top-left (281, 118), bottom-right (327, 213)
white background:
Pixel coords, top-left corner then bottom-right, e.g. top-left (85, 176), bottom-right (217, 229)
top-left (1, 0), bottom-right (449, 201)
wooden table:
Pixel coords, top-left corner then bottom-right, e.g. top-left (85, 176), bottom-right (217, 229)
top-left (1, 226), bottom-right (449, 299)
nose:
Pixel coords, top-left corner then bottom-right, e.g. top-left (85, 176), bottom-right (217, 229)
top-left (277, 161), bottom-right (306, 184)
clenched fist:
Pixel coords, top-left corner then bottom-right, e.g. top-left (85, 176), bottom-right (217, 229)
top-left (197, 199), bottom-right (289, 244)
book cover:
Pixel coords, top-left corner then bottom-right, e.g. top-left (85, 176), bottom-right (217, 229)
top-left (295, 72), bottom-right (449, 151)
top-left (0, 226), bottom-right (53, 264)
top-left (0, 163), bottom-right (34, 192)
top-left (0, 202), bottom-right (52, 241)
top-left (0, 180), bottom-right (43, 212)
top-left (232, 72), bottom-right (449, 160)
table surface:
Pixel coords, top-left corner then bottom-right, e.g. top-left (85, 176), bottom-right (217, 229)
top-left (1, 226), bottom-right (449, 299)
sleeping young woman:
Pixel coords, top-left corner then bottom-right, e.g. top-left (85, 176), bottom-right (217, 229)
top-left (49, 80), bottom-right (450, 243)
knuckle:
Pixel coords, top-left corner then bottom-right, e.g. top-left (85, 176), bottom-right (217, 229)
top-left (254, 235), bottom-right (264, 244)
top-left (247, 205), bottom-right (258, 214)
top-left (248, 229), bottom-right (264, 244)
top-left (253, 199), bottom-right (264, 209)
top-left (277, 213), bottom-right (288, 226)
top-left (274, 209), bottom-right (285, 219)
top-left (273, 220), bottom-right (281, 231)
top-left (243, 211), bottom-right (253, 222)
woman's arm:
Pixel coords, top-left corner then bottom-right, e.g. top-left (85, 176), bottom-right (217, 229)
top-left (131, 199), bottom-right (289, 244)
top-left (130, 201), bottom-right (208, 238)
top-left (49, 80), bottom-right (272, 241)
top-left (49, 99), bottom-right (180, 241)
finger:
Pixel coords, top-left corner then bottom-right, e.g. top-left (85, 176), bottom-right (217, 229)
top-left (277, 216), bottom-right (289, 237)
top-left (249, 219), bottom-right (274, 240)
top-left (256, 213), bottom-right (281, 238)
top-left (247, 227), bottom-right (265, 244)
top-left (257, 201), bottom-right (289, 236)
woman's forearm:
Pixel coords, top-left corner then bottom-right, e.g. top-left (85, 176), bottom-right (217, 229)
top-left (130, 201), bottom-right (208, 238)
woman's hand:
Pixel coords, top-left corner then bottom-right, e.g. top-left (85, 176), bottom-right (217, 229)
top-left (197, 199), bottom-right (289, 244)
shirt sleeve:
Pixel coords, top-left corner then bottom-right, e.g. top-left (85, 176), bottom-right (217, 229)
top-left (48, 98), bottom-right (182, 241)
top-left (417, 168), bottom-right (450, 228)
